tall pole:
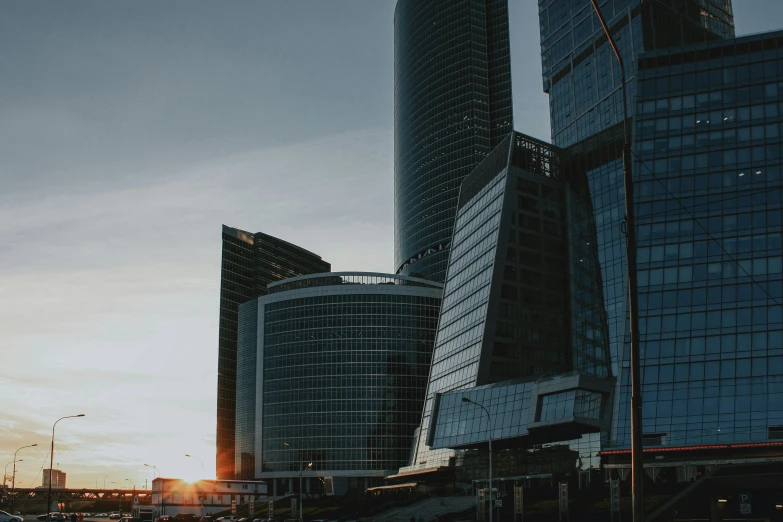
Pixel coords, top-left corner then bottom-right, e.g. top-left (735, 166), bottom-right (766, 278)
top-left (48, 414), bottom-right (86, 521)
top-left (12, 444), bottom-right (38, 511)
top-left (588, 3), bottom-right (643, 522)
top-left (298, 462), bottom-right (311, 522)
top-left (4, 460), bottom-right (22, 499)
top-left (463, 398), bottom-right (493, 522)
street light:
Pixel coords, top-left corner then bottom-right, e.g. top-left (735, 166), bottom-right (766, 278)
top-left (12, 444), bottom-right (37, 511)
top-left (145, 464), bottom-right (163, 518)
top-left (184, 455), bottom-right (204, 477)
top-left (463, 397), bottom-right (493, 522)
top-left (299, 462), bottom-right (312, 522)
top-left (4, 460), bottom-right (22, 496)
top-left (588, 3), bottom-right (643, 521)
top-left (48, 414), bottom-right (85, 521)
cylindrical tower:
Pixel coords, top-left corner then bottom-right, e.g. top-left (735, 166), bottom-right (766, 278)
top-left (394, 0), bottom-right (513, 282)
top-left (245, 272), bottom-right (443, 492)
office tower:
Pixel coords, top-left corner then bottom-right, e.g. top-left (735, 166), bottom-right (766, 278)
top-left (394, 0), bottom-right (514, 283)
top-left (42, 469), bottom-right (66, 489)
top-left (605, 30), bottom-right (783, 456)
top-left (401, 132), bottom-right (612, 476)
top-left (217, 225), bottom-right (330, 479)
top-left (235, 272), bottom-right (442, 493)
top-left (538, 0), bottom-right (738, 452)
top-left (539, 0), bottom-right (734, 148)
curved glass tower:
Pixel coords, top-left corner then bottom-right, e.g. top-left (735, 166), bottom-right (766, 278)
top-left (394, 0), bottom-right (514, 282)
top-left (236, 272), bottom-right (443, 491)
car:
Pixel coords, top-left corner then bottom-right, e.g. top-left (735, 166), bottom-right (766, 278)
top-left (0, 511), bottom-right (24, 522)
top-left (108, 516), bottom-right (121, 520)
top-left (117, 518), bottom-right (133, 522)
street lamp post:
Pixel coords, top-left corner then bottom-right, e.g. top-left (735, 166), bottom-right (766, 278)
top-left (463, 397), bottom-right (493, 522)
top-left (145, 465), bottom-right (161, 518)
top-left (4, 460), bottom-right (22, 499)
top-left (144, 464), bottom-right (160, 479)
top-left (12, 444), bottom-right (38, 511)
top-left (48, 415), bottom-right (85, 521)
top-left (185, 455), bottom-right (204, 479)
top-left (588, 3), bottom-right (643, 521)
top-left (299, 462), bottom-right (312, 522)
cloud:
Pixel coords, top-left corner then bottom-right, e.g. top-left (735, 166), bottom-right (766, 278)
top-left (0, 127), bottom-right (392, 487)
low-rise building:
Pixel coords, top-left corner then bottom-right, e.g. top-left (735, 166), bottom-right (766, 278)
top-left (150, 478), bottom-right (267, 517)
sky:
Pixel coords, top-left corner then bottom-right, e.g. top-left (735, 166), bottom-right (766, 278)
top-left (1, 0), bottom-right (782, 490)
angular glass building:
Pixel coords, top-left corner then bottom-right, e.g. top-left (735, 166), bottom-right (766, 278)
top-left (606, 30), bottom-right (783, 457)
top-left (394, 0), bottom-right (514, 283)
top-left (236, 272), bottom-right (443, 492)
top-left (399, 132), bottom-right (612, 477)
top-left (217, 225), bottom-right (330, 479)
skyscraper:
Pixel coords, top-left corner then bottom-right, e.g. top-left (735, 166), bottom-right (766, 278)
top-left (400, 131), bottom-right (612, 475)
top-left (217, 225), bottom-right (330, 479)
top-left (537, 0), bottom-right (739, 453)
top-left (394, 0), bottom-right (514, 283)
top-left (610, 28), bottom-right (783, 453)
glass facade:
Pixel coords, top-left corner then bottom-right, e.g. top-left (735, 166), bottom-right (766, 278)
top-left (217, 225), bottom-right (330, 479)
top-left (238, 273), bottom-right (442, 484)
top-left (403, 132), bottom-right (611, 473)
top-left (539, 0), bottom-right (734, 147)
top-left (235, 301), bottom-right (259, 480)
top-left (394, 0), bottom-right (513, 283)
top-left (429, 374), bottom-right (611, 450)
top-left (610, 31), bottom-right (783, 449)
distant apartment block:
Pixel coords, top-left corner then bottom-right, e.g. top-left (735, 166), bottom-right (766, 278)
top-left (42, 469), bottom-right (66, 488)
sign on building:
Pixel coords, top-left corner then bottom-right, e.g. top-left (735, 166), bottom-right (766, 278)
top-left (267, 500), bottom-right (274, 518)
top-left (514, 486), bottom-right (523, 515)
top-left (231, 499), bottom-right (236, 515)
top-left (739, 493), bottom-right (752, 515)
top-left (558, 483), bottom-right (569, 521)
top-left (610, 479), bottom-right (621, 513)
top-left (477, 488), bottom-right (485, 522)
top-left (248, 498), bottom-right (254, 516)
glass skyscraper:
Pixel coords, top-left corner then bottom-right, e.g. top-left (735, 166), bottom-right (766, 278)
top-left (236, 272), bottom-right (442, 493)
top-left (394, 0), bottom-right (514, 283)
top-left (217, 225), bottom-right (330, 479)
top-left (608, 30), bottom-right (783, 453)
top-left (400, 131), bottom-right (612, 476)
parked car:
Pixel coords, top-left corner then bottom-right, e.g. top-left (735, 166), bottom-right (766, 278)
top-left (154, 517), bottom-right (172, 522)
top-left (0, 511), bottom-right (24, 522)
top-left (108, 516), bottom-right (121, 520)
